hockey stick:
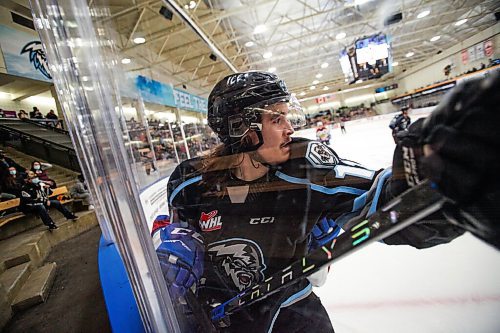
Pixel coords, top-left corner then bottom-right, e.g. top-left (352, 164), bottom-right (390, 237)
top-left (210, 180), bottom-right (449, 323)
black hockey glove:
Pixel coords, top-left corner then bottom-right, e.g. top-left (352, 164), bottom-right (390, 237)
top-left (391, 73), bottom-right (500, 249)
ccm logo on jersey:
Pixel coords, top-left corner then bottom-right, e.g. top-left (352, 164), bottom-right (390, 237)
top-left (199, 210), bottom-right (222, 231)
top-left (249, 217), bottom-right (275, 225)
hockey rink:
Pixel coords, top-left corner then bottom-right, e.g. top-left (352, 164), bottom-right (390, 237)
top-left (293, 111), bottom-right (500, 333)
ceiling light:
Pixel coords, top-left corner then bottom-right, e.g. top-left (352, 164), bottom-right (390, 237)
top-left (335, 32), bottom-right (346, 40)
top-left (323, 86), bottom-right (329, 91)
top-left (455, 19), bottom-right (467, 26)
top-left (133, 37), bottom-right (146, 44)
top-left (315, 73), bottom-right (323, 78)
top-left (300, 91), bottom-right (306, 96)
top-left (253, 24), bottom-right (267, 34)
top-left (417, 10), bottom-right (430, 19)
top-left (268, 67), bottom-right (276, 73)
top-left (310, 86), bottom-right (316, 90)
top-left (321, 62), bottom-right (329, 68)
top-left (263, 51), bottom-right (272, 59)
top-left (430, 35), bottom-right (441, 42)
top-left (353, 0), bottom-right (372, 5)
top-left (392, 61), bottom-right (399, 66)
top-left (312, 80), bottom-right (319, 84)
top-left (189, 0), bottom-right (196, 9)
top-left (245, 41), bottom-right (255, 47)
top-left (121, 58), bottom-right (131, 64)
top-left (405, 51), bottom-right (414, 58)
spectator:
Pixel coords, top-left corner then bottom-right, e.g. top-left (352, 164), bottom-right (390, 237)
top-left (18, 109), bottom-right (29, 119)
top-left (33, 109), bottom-right (44, 119)
top-left (0, 150), bottom-right (27, 177)
top-left (70, 174), bottom-right (94, 209)
top-left (20, 171), bottom-right (78, 230)
top-left (31, 160), bottom-right (56, 188)
top-left (30, 106), bottom-right (39, 119)
top-left (0, 166), bottom-right (23, 200)
top-left (46, 109), bottom-right (58, 125)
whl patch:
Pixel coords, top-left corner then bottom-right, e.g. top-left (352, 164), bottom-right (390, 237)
top-left (199, 210), bottom-right (222, 231)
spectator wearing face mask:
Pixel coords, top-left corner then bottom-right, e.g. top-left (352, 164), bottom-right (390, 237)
top-left (20, 171), bottom-right (78, 230)
top-left (0, 166), bottom-right (23, 200)
top-left (0, 150), bottom-right (27, 177)
top-left (31, 160), bottom-right (56, 188)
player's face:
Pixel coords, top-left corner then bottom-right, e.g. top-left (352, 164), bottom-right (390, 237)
top-left (256, 103), bottom-right (294, 165)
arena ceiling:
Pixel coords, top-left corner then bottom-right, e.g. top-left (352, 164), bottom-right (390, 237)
top-left (2, 0), bottom-right (499, 99)
top-left (103, 0), bottom-right (499, 97)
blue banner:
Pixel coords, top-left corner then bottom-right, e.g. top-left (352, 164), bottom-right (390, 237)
top-left (173, 88), bottom-right (208, 113)
top-left (0, 25), bottom-right (52, 82)
top-left (134, 75), bottom-right (176, 107)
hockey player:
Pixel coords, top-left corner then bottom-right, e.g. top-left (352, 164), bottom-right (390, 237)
top-left (389, 106), bottom-right (411, 143)
top-left (315, 121), bottom-right (331, 145)
top-left (153, 71), bottom-right (499, 332)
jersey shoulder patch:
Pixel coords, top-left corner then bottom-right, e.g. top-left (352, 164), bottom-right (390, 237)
top-left (305, 141), bottom-right (339, 168)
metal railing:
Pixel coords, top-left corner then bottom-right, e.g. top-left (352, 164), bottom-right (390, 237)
top-left (0, 124), bottom-right (80, 172)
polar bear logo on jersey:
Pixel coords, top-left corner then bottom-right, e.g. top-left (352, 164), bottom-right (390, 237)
top-left (207, 239), bottom-right (266, 291)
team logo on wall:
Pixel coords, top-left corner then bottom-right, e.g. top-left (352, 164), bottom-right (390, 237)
top-left (21, 41), bottom-right (52, 80)
top-left (306, 142), bottom-right (339, 168)
top-left (199, 210), bottom-right (222, 231)
top-left (207, 239), bottom-right (266, 291)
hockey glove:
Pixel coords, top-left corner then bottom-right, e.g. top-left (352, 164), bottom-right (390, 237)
top-left (418, 73), bottom-right (500, 249)
top-left (309, 217), bottom-right (341, 250)
top-left (155, 223), bottom-right (204, 299)
top-left (419, 73), bottom-right (500, 204)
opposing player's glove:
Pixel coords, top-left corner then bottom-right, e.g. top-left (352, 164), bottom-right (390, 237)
top-left (155, 223), bottom-right (204, 299)
top-left (309, 217), bottom-right (341, 250)
top-left (391, 73), bottom-right (500, 249)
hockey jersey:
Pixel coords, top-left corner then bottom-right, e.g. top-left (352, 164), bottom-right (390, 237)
top-left (163, 137), bottom-right (463, 331)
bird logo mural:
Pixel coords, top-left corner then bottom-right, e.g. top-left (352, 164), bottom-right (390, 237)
top-left (21, 41), bottom-right (52, 80)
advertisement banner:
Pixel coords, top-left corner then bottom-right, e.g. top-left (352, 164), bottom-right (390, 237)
top-left (174, 88), bottom-right (208, 113)
top-left (461, 49), bottom-right (468, 64)
top-left (484, 39), bottom-right (493, 57)
top-left (134, 75), bottom-right (176, 107)
top-left (139, 176), bottom-right (171, 232)
top-left (0, 25), bottom-right (52, 82)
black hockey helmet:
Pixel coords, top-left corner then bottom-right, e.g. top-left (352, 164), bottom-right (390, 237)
top-left (207, 71), bottom-right (304, 152)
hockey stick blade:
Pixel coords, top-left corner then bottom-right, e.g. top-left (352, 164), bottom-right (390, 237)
top-left (211, 180), bottom-right (448, 323)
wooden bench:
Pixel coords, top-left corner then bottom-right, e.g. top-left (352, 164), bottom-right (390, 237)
top-left (0, 186), bottom-right (72, 228)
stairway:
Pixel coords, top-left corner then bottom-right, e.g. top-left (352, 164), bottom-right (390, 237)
top-left (3, 146), bottom-right (79, 189)
top-left (0, 211), bottom-right (98, 329)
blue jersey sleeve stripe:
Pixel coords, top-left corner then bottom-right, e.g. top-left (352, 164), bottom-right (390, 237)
top-left (367, 168), bottom-right (392, 217)
top-left (275, 171), bottom-right (366, 196)
top-left (353, 191), bottom-right (368, 211)
top-left (169, 175), bottom-right (202, 205)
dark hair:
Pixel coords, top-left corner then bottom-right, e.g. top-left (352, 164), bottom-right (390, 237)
top-left (31, 160), bottom-right (42, 169)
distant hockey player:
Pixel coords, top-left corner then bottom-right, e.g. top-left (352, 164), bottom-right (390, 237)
top-left (389, 106), bottom-right (411, 143)
top-left (339, 118), bottom-right (346, 134)
top-left (315, 121), bottom-right (331, 145)
top-left (153, 71), bottom-right (500, 332)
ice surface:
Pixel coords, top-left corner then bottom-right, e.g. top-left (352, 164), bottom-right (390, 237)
top-left (294, 111), bottom-right (500, 333)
